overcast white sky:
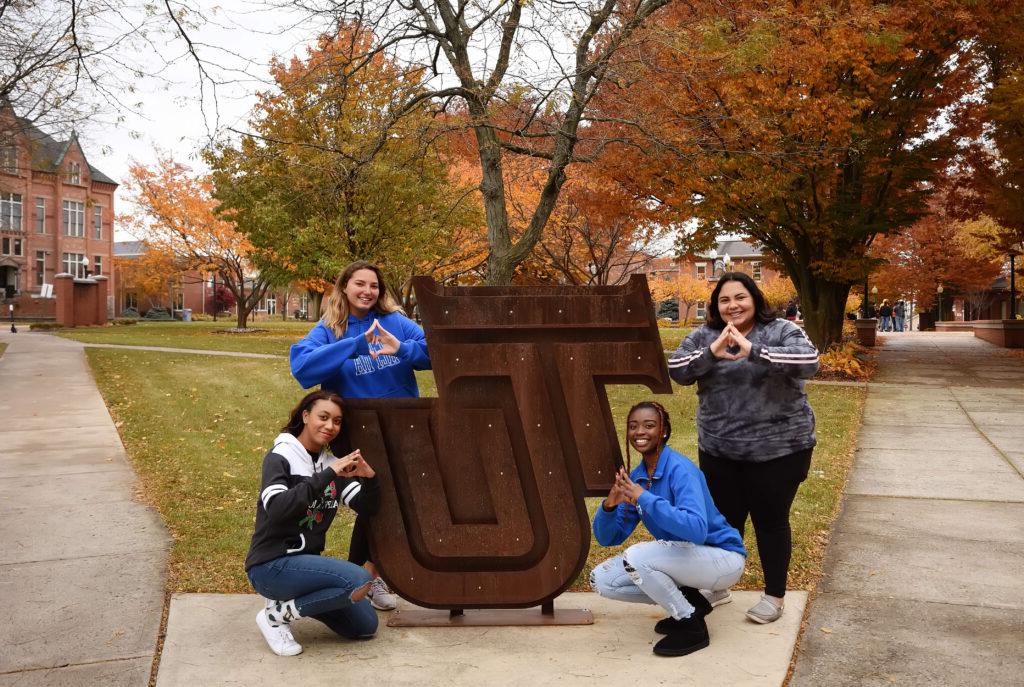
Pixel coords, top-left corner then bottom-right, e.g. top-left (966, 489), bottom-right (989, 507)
top-left (68, 2), bottom-right (319, 240)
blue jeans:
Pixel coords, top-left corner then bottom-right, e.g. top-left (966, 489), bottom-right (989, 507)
top-left (894, 315), bottom-right (904, 331)
top-left (590, 540), bottom-right (745, 620)
top-left (247, 554), bottom-right (378, 639)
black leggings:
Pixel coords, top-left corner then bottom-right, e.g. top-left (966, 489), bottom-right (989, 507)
top-left (699, 447), bottom-right (812, 598)
top-left (347, 515), bottom-right (372, 567)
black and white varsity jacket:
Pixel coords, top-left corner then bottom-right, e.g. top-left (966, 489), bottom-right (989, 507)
top-left (244, 432), bottom-right (379, 570)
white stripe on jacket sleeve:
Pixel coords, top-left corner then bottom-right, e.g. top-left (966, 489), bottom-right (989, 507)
top-left (261, 484), bottom-right (288, 510)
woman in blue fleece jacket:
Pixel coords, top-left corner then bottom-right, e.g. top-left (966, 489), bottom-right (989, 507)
top-left (290, 260), bottom-right (431, 610)
top-left (591, 401), bottom-right (746, 658)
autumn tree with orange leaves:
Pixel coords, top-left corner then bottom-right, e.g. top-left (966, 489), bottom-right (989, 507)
top-left (122, 156), bottom-right (272, 329)
top-left (650, 271), bottom-right (712, 324)
top-left (599, 0), bottom-right (1009, 348)
top-left (207, 28), bottom-right (479, 312)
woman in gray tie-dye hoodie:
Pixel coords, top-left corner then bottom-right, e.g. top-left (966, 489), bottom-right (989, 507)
top-left (668, 271), bottom-right (819, 625)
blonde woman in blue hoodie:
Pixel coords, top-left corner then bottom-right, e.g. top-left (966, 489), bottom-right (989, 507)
top-left (290, 261), bottom-right (431, 611)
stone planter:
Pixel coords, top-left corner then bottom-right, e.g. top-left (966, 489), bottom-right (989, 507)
top-left (971, 320), bottom-right (1024, 348)
top-left (855, 318), bottom-right (878, 347)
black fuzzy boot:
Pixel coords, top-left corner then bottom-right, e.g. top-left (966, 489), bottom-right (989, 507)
top-left (654, 587), bottom-right (714, 634)
top-left (652, 616), bottom-right (710, 657)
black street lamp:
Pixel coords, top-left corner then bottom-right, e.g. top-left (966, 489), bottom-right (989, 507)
top-left (1010, 243), bottom-right (1023, 319)
top-left (937, 284), bottom-right (944, 323)
top-left (81, 256), bottom-right (91, 279)
top-left (8, 303), bottom-right (15, 333)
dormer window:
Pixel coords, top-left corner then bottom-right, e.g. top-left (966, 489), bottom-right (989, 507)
top-left (0, 142), bottom-right (16, 174)
top-left (67, 161), bottom-right (81, 184)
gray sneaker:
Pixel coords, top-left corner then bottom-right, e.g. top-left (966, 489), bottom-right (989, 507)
top-left (701, 589), bottom-right (733, 607)
top-left (367, 577), bottom-right (398, 611)
top-left (746, 595), bottom-right (784, 624)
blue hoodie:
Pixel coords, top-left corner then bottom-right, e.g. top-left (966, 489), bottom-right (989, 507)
top-left (593, 445), bottom-right (746, 556)
top-left (290, 310), bottom-right (431, 398)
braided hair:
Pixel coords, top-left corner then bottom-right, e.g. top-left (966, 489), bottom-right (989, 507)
top-left (624, 400), bottom-right (672, 473)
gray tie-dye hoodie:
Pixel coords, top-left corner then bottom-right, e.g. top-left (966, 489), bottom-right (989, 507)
top-left (668, 319), bottom-right (819, 462)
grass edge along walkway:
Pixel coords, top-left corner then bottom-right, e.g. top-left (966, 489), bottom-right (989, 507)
top-left (86, 347), bottom-right (862, 597)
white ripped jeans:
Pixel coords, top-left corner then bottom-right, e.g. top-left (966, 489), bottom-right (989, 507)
top-left (590, 540), bottom-right (745, 620)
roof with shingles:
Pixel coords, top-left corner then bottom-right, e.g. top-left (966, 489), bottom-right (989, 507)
top-left (8, 111), bottom-right (117, 185)
top-left (114, 241), bottom-right (145, 256)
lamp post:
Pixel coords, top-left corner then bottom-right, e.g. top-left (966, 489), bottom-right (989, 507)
top-left (722, 252), bottom-right (732, 273)
top-left (1010, 243), bottom-right (1023, 319)
top-left (8, 303), bottom-right (15, 333)
top-left (937, 284), bottom-right (944, 323)
top-left (81, 256), bottom-right (91, 279)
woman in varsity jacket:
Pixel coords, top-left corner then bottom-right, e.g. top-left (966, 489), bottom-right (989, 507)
top-left (245, 390), bottom-right (381, 656)
top-left (667, 271), bottom-right (819, 624)
top-left (290, 260), bottom-right (431, 611)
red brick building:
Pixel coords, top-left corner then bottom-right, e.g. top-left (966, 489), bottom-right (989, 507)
top-left (1, 104), bottom-right (116, 318)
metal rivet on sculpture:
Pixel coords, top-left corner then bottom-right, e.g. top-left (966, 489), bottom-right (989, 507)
top-left (345, 275), bottom-right (670, 623)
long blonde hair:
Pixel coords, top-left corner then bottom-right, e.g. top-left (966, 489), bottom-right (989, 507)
top-left (322, 261), bottom-right (403, 337)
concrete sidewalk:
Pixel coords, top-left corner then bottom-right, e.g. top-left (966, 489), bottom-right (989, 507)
top-left (0, 332), bottom-right (169, 686)
top-left (791, 333), bottom-right (1024, 686)
top-left (156, 591), bottom-right (806, 687)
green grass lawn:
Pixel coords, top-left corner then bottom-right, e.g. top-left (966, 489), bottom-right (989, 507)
top-left (58, 321), bottom-right (691, 356)
top-left (0, 342), bottom-right (7, 357)
top-left (87, 348), bottom-right (862, 596)
top-left (57, 319), bottom-right (312, 355)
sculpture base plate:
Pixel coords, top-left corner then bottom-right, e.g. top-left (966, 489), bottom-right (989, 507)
top-left (386, 607), bottom-right (594, 627)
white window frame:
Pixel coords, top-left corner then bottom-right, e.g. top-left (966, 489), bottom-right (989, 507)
top-left (125, 291), bottom-right (139, 310)
top-left (35, 250), bottom-right (46, 286)
top-left (695, 262), bottom-right (707, 280)
top-left (93, 255), bottom-right (103, 275)
top-left (1, 192), bottom-right (23, 230)
top-left (696, 301), bottom-right (707, 320)
top-left (67, 161), bottom-right (82, 185)
top-left (62, 252), bottom-right (86, 278)
top-left (266, 295), bottom-right (277, 315)
top-left (752, 261), bottom-right (762, 281)
top-left (93, 206), bottom-right (102, 239)
top-left (63, 200), bottom-right (85, 237)
top-left (35, 197), bottom-right (45, 233)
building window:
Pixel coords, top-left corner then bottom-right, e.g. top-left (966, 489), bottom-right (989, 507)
top-left (63, 200), bottom-right (85, 237)
top-left (67, 161), bottom-right (81, 184)
top-left (1, 192), bottom-right (23, 230)
top-left (93, 255), bottom-right (103, 275)
top-left (752, 261), bottom-right (762, 281)
top-left (2, 237), bottom-right (23, 255)
top-left (93, 206), bottom-right (102, 239)
top-left (125, 291), bottom-right (138, 310)
top-left (1, 143), bottom-right (16, 174)
top-left (696, 301), bottom-right (707, 320)
top-left (173, 288), bottom-right (184, 311)
top-left (299, 294), bottom-right (309, 318)
top-left (35, 197), bottom-right (45, 233)
top-left (36, 251), bottom-right (46, 286)
top-left (266, 296), bottom-right (277, 315)
top-left (695, 262), bottom-right (707, 280)
top-left (62, 252), bottom-right (86, 278)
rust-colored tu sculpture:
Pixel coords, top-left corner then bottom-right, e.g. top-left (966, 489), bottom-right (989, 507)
top-left (345, 275), bottom-right (670, 626)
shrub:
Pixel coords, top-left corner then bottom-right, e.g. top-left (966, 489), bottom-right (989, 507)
top-left (818, 341), bottom-right (874, 381)
top-left (111, 318), bottom-right (138, 326)
top-left (29, 322), bottom-right (64, 331)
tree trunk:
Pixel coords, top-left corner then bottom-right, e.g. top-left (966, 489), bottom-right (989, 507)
top-left (236, 279), bottom-right (248, 329)
top-left (795, 277), bottom-right (851, 351)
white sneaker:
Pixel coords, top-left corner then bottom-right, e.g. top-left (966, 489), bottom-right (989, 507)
top-left (256, 609), bottom-right (303, 656)
top-left (746, 595), bottom-right (784, 624)
top-left (701, 589), bottom-right (733, 607)
top-left (367, 576), bottom-right (398, 611)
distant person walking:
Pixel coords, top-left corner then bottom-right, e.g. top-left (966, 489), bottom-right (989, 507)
top-left (666, 272), bottom-right (819, 624)
top-left (784, 300), bottom-right (798, 321)
top-left (290, 260), bottom-right (431, 611)
top-left (878, 300), bottom-right (893, 332)
top-left (893, 299), bottom-right (906, 332)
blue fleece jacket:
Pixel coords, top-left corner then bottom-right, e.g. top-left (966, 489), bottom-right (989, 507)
top-left (593, 446), bottom-right (746, 556)
top-left (290, 310), bottom-right (431, 398)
